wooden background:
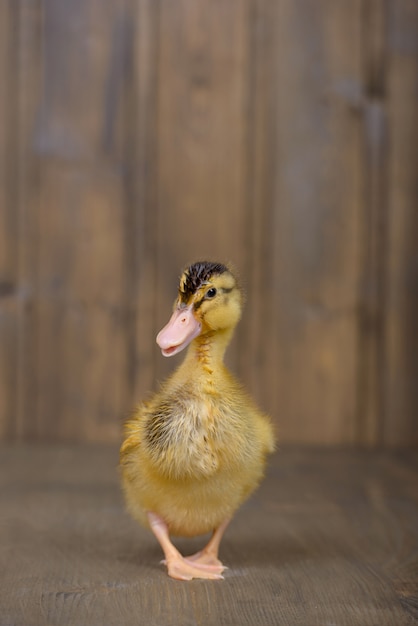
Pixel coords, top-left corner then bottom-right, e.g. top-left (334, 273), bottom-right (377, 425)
top-left (0, 0), bottom-right (417, 446)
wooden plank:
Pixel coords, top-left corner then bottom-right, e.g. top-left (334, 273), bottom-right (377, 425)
top-left (155, 0), bottom-right (250, 383)
top-left (0, 444), bottom-right (417, 625)
top-left (0, 0), bottom-right (18, 293)
top-left (253, 1), bottom-right (364, 443)
top-left (384, 0), bottom-right (418, 445)
top-left (37, 165), bottom-right (130, 442)
top-left (12, 0), bottom-right (43, 440)
top-left (241, 0), bottom-right (279, 410)
top-left (35, 0), bottom-right (133, 441)
top-left (356, 0), bottom-right (388, 445)
top-left (125, 0), bottom-right (160, 405)
top-left (0, 1), bottom-right (18, 439)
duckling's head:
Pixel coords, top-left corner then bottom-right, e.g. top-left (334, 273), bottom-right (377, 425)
top-left (157, 261), bottom-right (242, 357)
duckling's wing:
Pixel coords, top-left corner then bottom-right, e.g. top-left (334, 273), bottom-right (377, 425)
top-left (120, 431), bottom-right (140, 459)
top-left (120, 405), bottom-right (145, 481)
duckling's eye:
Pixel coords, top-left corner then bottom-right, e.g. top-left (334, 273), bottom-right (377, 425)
top-left (206, 287), bottom-right (217, 299)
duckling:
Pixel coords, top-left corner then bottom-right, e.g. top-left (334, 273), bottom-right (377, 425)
top-left (120, 261), bottom-right (275, 580)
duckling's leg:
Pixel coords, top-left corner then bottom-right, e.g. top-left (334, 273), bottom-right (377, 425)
top-left (185, 518), bottom-right (230, 569)
top-left (147, 512), bottom-right (224, 581)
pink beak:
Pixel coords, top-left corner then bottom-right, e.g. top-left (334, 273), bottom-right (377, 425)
top-left (156, 305), bottom-right (202, 357)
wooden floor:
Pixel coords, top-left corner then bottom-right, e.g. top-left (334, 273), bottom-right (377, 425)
top-left (0, 445), bottom-right (417, 626)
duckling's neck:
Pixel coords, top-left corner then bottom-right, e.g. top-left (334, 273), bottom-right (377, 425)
top-left (182, 328), bottom-right (234, 375)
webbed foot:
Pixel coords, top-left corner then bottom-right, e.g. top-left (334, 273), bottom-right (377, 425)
top-left (165, 555), bottom-right (224, 581)
top-left (184, 551), bottom-right (227, 572)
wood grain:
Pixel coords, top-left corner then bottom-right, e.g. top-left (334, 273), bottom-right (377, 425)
top-left (126, 0), bottom-right (160, 404)
top-left (0, 444), bottom-right (417, 625)
top-left (0, 2), bottom-right (42, 438)
top-left (10, 0), bottom-right (42, 440)
top-left (35, 1), bottom-right (132, 441)
top-left (0, 0), bottom-right (17, 440)
top-left (263, 1), bottom-right (363, 443)
top-left (0, 1), bottom-right (417, 445)
top-left (356, 0), bottom-right (388, 446)
top-left (241, 0), bottom-right (278, 407)
top-left (384, 0), bottom-right (418, 445)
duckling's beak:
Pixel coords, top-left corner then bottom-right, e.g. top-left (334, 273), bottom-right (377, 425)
top-left (156, 305), bottom-right (202, 357)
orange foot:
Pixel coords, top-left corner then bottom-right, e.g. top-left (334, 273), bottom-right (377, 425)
top-left (185, 550), bottom-right (227, 572)
top-left (165, 555), bottom-right (224, 581)
top-left (147, 511), bottom-right (227, 581)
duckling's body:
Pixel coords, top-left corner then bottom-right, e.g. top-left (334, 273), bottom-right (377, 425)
top-left (122, 351), bottom-right (272, 538)
top-left (120, 261), bottom-right (275, 580)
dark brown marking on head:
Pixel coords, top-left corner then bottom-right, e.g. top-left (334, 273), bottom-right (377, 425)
top-left (179, 261), bottom-right (228, 302)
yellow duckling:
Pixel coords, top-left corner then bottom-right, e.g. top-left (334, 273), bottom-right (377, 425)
top-left (120, 261), bottom-right (275, 580)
